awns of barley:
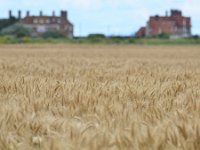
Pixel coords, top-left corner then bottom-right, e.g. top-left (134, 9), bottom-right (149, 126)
top-left (0, 44), bottom-right (200, 149)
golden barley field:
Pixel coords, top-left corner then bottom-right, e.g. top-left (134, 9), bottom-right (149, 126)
top-left (0, 44), bottom-right (200, 150)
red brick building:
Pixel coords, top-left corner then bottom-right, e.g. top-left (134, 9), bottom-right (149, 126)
top-left (136, 10), bottom-right (191, 38)
top-left (20, 10), bottom-right (73, 38)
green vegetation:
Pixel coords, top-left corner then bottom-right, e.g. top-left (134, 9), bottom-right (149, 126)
top-left (0, 17), bottom-right (18, 31)
top-left (0, 34), bottom-right (200, 45)
top-left (133, 37), bottom-right (200, 45)
top-left (88, 34), bottom-right (106, 39)
top-left (0, 23), bottom-right (31, 38)
top-left (42, 31), bottom-right (66, 39)
top-left (71, 36), bottom-right (200, 45)
top-left (156, 32), bottom-right (170, 39)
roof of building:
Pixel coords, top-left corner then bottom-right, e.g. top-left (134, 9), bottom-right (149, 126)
top-left (135, 27), bottom-right (146, 37)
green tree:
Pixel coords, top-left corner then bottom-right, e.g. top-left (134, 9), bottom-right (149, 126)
top-left (157, 32), bottom-right (170, 39)
top-left (42, 31), bottom-right (66, 39)
top-left (0, 23), bottom-right (31, 38)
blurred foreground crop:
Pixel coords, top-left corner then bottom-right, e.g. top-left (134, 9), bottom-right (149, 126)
top-left (0, 44), bottom-right (200, 150)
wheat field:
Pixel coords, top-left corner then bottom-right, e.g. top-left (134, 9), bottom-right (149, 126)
top-left (0, 44), bottom-right (200, 150)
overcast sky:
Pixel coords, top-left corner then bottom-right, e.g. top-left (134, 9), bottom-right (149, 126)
top-left (0, 0), bottom-right (199, 36)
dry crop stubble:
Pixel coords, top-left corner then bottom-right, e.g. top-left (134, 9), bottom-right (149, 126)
top-left (0, 44), bottom-right (200, 150)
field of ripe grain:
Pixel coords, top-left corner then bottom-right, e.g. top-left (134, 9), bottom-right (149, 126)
top-left (0, 44), bottom-right (200, 150)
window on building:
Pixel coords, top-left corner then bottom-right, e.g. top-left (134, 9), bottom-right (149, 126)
top-left (37, 25), bottom-right (46, 33)
top-left (46, 19), bottom-right (50, 24)
top-left (40, 18), bottom-right (44, 24)
top-left (57, 19), bottom-right (61, 24)
top-left (33, 18), bottom-right (38, 24)
top-left (158, 28), bottom-right (162, 34)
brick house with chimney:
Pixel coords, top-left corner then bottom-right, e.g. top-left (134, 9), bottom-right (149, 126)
top-left (18, 10), bottom-right (73, 38)
top-left (136, 10), bottom-right (191, 38)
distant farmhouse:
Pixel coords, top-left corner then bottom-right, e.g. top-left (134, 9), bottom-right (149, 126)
top-left (136, 10), bottom-right (191, 38)
top-left (1, 10), bottom-right (73, 38)
top-left (20, 11), bottom-right (73, 38)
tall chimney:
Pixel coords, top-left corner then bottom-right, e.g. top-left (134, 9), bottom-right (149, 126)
top-left (40, 11), bottom-right (43, 16)
top-left (26, 11), bottom-right (30, 17)
top-left (52, 11), bottom-right (55, 17)
top-left (171, 9), bottom-right (182, 17)
top-left (9, 10), bottom-right (12, 19)
top-left (61, 10), bottom-right (67, 19)
top-left (18, 10), bottom-right (21, 20)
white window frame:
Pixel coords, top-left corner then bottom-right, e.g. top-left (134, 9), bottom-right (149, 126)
top-left (46, 19), bottom-right (50, 24)
top-left (33, 18), bottom-right (38, 24)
